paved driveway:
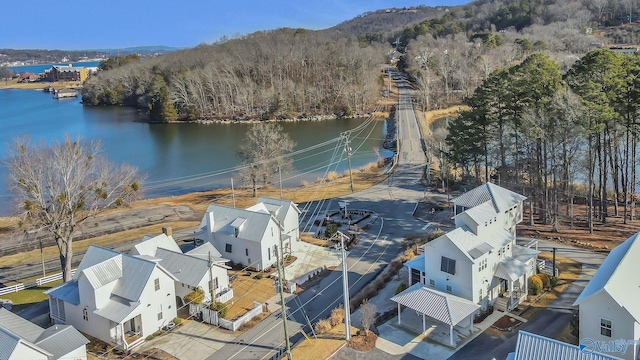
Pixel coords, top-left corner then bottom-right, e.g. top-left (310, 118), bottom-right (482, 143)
top-left (139, 320), bottom-right (237, 360)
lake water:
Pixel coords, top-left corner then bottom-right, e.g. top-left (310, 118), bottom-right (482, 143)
top-left (9, 61), bottom-right (101, 74)
top-left (0, 89), bottom-right (389, 215)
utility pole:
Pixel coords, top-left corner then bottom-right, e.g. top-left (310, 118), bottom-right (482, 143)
top-left (343, 134), bottom-right (354, 193)
top-left (231, 178), bottom-right (236, 208)
top-left (552, 247), bottom-right (557, 277)
top-left (278, 166), bottom-right (283, 200)
top-left (336, 231), bottom-right (351, 340)
top-left (208, 252), bottom-right (215, 302)
top-left (275, 217), bottom-right (292, 359)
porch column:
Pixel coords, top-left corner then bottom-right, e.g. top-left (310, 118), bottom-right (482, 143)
top-left (397, 303), bottom-right (402, 325)
top-left (408, 268), bottom-right (411, 285)
top-left (120, 323), bottom-right (126, 349)
top-left (449, 324), bottom-right (454, 346)
top-left (508, 280), bottom-right (514, 311)
top-left (466, 314), bottom-right (473, 333)
top-left (422, 314), bottom-right (426, 334)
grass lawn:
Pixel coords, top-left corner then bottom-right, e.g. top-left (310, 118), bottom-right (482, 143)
top-left (516, 252), bottom-right (582, 321)
top-left (290, 325), bottom-right (358, 359)
top-left (1, 279), bottom-right (62, 311)
top-left (224, 270), bottom-right (276, 320)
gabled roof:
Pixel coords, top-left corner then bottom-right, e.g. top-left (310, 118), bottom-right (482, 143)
top-left (454, 201), bottom-right (498, 225)
top-left (453, 183), bottom-right (527, 213)
top-left (154, 248), bottom-right (211, 288)
top-left (574, 232), bottom-right (640, 323)
top-left (34, 325), bottom-right (89, 360)
top-left (0, 309), bottom-right (88, 360)
top-left (391, 284), bottom-right (480, 326)
top-left (200, 204), bottom-right (274, 243)
top-left (53, 245), bottom-right (177, 314)
top-left (495, 258), bottom-right (528, 282)
top-left (510, 330), bottom-right (621, 360)
top-left (93, 296), bottom-right (141, 323)
top-left (256, 196), bottom-right (301, 222)
top-left (430, 226), bottom-right (513, 262)
top-left (186, 242), bottom-right (224, 261)
top-left (131, 233), bottom-right (180, 256)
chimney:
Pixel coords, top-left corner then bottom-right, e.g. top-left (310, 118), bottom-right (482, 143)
top-left (162, 226), bottom-right (172, 237)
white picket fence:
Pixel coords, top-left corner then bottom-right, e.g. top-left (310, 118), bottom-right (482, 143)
top-left (0, 269), bottom-right (76, 296)
top-left (190, 301), bottom-right (263, 332)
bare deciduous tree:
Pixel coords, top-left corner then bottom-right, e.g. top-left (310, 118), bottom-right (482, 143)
top-left (360, 299), bottom-right (377, 335)
top-left (7, 135), bottom-right (142, 281)
top-left (237, 123), bottom-right (295, 197)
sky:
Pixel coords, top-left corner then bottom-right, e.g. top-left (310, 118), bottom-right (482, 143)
top-left (1, 0), bottom-right (469, 50)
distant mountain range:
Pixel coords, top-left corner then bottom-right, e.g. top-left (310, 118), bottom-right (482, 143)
top-left (87, 45), bottom-right (185, 54)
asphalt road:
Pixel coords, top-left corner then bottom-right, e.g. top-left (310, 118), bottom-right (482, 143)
top-left (448, 238), bottom-right (607, 360)
top-left (209, 73), bottom-right (437, 360)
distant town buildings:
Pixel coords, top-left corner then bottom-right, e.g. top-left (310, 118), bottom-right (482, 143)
top-left (42, 65), bottom-right (89, 82)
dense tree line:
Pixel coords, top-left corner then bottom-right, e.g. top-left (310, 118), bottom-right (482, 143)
top-left (445, 50), bottom-right (639, 232)
top-left (82, 29), bottom-right (384, 122)
top-left (0, 49), bottom-right (106, 64)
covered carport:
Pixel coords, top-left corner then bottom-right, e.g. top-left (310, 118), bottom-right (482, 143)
top-left (391, 284), bottom-right (480, 346)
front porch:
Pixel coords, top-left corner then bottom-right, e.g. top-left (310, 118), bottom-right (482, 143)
top-left (111, 314), bottom-right (145, 351)
top-left (493, 257), bottom-right (531, 312)
top-left (393, 307), bottom-right (477, 347)
top-left (391, 284), bottom-right (480, 347)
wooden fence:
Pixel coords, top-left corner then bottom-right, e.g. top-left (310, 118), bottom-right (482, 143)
top-left (0, 269), bottom-right (76, 296)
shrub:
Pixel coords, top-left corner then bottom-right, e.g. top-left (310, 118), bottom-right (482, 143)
top-left (528, 274), bottom-right (543, 295)
top-left (550, 276), bottom-right (559, 287)
top-left (183, 287), bottom-right (205, 305)
top-left (538, 273), bottom-right (551, 288)
top-left (326, 171), bottom-right (339, 182)
top-left (325, 223), bottom-right (338, 238)
top-left (210, 301), bottom-right (227, 318)
top-left (255, 273), bottom-right (263, 280)
top-left (172, 317), bottom-right (184, 326)
top-left (395, 283), bottom-right (408, 295)
top-left (314, 319), bottom-right (332, 334)
top-left (300, 180), bottom-right (309, 187)
top-left (329, 306), bottom-right (345, 327)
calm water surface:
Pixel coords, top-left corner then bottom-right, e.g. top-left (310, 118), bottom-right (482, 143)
top-left (0, 89), bottom-right (388, 214)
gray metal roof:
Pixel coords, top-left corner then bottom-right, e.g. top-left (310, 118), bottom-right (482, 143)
top-left (45, 281), bottom-right (80, 306)
top-left (186, 242), bottom-right (224, 261)
top-left (73, 246), bottom-right (121, 280)
top-left (452, 183), bottom-right (527, 213)
top-left (155, 248), bottom-right (209, 288)
top-left (0, 309), bottom-right (87, 360)
top-left (391, 284), bottom-right (480, 326)
top-left (468, 242), bottom-right (494, 260)
top-left (112, 252), bottom-right (158, 302)
top-left (82, 256), bottom-right (123, 289)
top-left (574, 232), bottom-right (640, 324)
top-left (256, 196), bottom-right (301, 223)
top-left (495, 258), bottom-right (528, 282)
top-left (404, 255), bottom-right (425, 273)
top-left (199, 204), bottom-right (273, 243)
top-left (93, 296), bottom-right (141, 323)
top-left (0, 308), bottom-right (43, 342)
top-left (456, 201), bottom-right (498, 225)
top-left (512, 245), bottom-right (539, 264)
top-left (512, 330), bottom-right (622, 360)
top-left (131, 233), bottom-right (181, 256)
top-left (35, 325), bottom-right (89, 359)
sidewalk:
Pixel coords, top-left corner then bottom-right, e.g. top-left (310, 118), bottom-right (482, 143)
top-left (375, 309), bottom-right (504, 359)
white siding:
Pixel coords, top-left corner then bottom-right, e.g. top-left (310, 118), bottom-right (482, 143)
top-left (58, 345), bottom-right (88, 360)
top-left (423, 239), bottom-right (474, 301)
top-left (579, 291), bottom-right (637, 360)
top-left (8, 343), bottom-right (48, 360)
top-left (137, 267), bottom-right (177, 337)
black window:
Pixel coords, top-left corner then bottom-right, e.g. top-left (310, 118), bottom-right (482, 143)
top-left (245, 248), bottom-right (249, 256)
top-left (410, 268), bottom-right (421, 285)
top-left (225, 243), bottom-right (232, 253)
top-left (441, 256), bottom-right (456, 275)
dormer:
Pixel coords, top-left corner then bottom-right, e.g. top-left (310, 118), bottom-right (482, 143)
top-left (230, 217), bottom-right (246, 237)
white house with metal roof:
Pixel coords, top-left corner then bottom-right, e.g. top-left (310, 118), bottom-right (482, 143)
top-left (129, 232), bottom-right (234, 305)
top-left (398, 183), bottom-right (537, 345)
top-left (573, 232), bottom-right (640, 360)
top-left (195, 198), bottom-right (299, 271)
top-left (506, 330), bottom-right (622, 360)
top-left (249, 197), bottom-right (301, 244)
top-left (46, 245), bottom-right (178, 352)
top-left (0, 308), bottom-right (89, 360)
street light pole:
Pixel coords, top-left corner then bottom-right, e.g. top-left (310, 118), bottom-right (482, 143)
top-left (343, 134), bottom-right (354, 193)
top-left (337, 231), bottom-right (351, 340)
top-left (275, 244), bottom-right (292, 359)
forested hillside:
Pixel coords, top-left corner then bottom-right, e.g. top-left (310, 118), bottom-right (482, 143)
top-left (82, 29), bottom-right (384, 121)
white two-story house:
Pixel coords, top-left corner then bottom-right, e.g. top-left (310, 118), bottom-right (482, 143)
top-left (574, 231), bottom-right (640, 360)
top-left (393, 183), bottom-right (537, 345)
top-left (130, 232), bottom-right (234, 305)
top-left (46, 245), bottom-right (178, 352)
top-left (195, 197), bottom-right (300, 271)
